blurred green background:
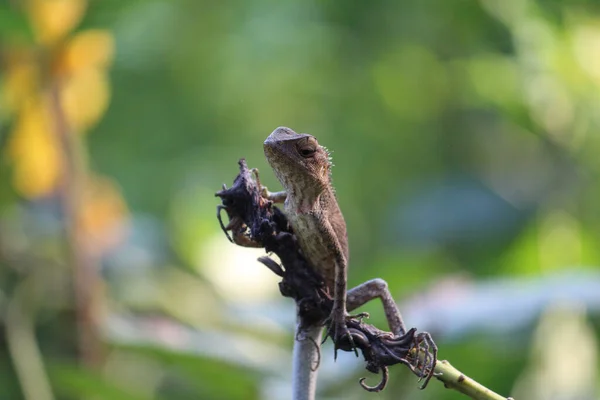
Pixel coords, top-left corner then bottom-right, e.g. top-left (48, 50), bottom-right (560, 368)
top-left (1, 0), bottom-right (600, 399)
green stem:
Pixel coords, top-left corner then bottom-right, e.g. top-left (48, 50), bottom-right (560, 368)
top-left (432, 359), bottom-right (513, 400)
top-left (6, 277), bottom-right (55, 400)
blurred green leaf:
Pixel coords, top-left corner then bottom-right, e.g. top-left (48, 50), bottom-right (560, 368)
top-left (49, 363), bottom-right (152, 400)
top-left (119, 344), bottom-right (260, 400)
top-left (0, 5), bottom-right (33, 42)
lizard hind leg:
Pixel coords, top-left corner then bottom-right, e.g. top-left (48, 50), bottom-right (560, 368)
top-left (349, 279), bottom-right (438, 389)
top-left (346, 278), bottom-right (407, 337)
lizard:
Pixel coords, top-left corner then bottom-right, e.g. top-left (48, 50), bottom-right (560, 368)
top-left (261, 126), bottom-right (408, 353)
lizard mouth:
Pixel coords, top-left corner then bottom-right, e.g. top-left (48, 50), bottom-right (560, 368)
top-left (262, 140), bottom-right (280, 159)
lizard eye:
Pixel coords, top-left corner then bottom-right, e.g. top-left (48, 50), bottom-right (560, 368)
top-left (300, 147), bottom-right (316, 158)
top-left (297, 139), bottom-right (317, 158)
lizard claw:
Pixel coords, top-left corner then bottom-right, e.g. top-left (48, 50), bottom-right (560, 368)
top-left (259, 186), bottom-right (270, 199)
top-left (351, 312), bottom-right (369, 322)
top-left (324, 312), bottom-right (359, 359)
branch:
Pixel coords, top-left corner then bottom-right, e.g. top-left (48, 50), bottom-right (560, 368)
top-left (432, 360), bottom-right (513, 400)
top-left (215, 159), bottom-right (512, 400)
top-left (292, 324), bottom-right (322, 400)
top-left (49, 84), bottom-right (104, 367)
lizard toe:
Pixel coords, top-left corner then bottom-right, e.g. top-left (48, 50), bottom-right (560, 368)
top-left (325, 314), bottom-right (359, 359)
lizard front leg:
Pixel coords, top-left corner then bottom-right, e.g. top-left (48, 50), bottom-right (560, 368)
top-left (252, 168), bottom-right (287, 203)
top-left (264, 190), bottom-right (287, 203)
top-left (346, 278), bottom-right (406, 337)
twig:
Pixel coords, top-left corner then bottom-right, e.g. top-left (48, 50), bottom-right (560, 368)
top-left (48, 85), bottom-right (104, 368)
top-left (292, 324), bottom-right (322, 400)
top-left (432, 359), bottom-right (513, 400)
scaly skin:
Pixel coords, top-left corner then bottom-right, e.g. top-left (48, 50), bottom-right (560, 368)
top-left (263, 126), bottom-right (351, 349)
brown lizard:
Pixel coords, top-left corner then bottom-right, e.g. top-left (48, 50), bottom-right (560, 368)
top-left (262, 126), bottom-right (407, 353)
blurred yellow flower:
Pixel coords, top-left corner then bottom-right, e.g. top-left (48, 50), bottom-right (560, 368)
top-left (27, 0), bottom-right (87, 45)
top-left (7, 99), bottom-right (61, 198)
top-left (61, 68), bottom-right (111, 132)
top-left (60, 29), bottom-right (115, 72)
top-left (2, 3), bottom-right (115, 198)
top-left (57, 29), bottom-right (115, 133)
top-left (3, 51), bottom-right (39, 113)
top-left (79, 176), bottom-right (129, 255)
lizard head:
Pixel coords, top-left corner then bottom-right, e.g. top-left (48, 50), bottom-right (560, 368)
top-left (263, 126), bottom-right (332, 193)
